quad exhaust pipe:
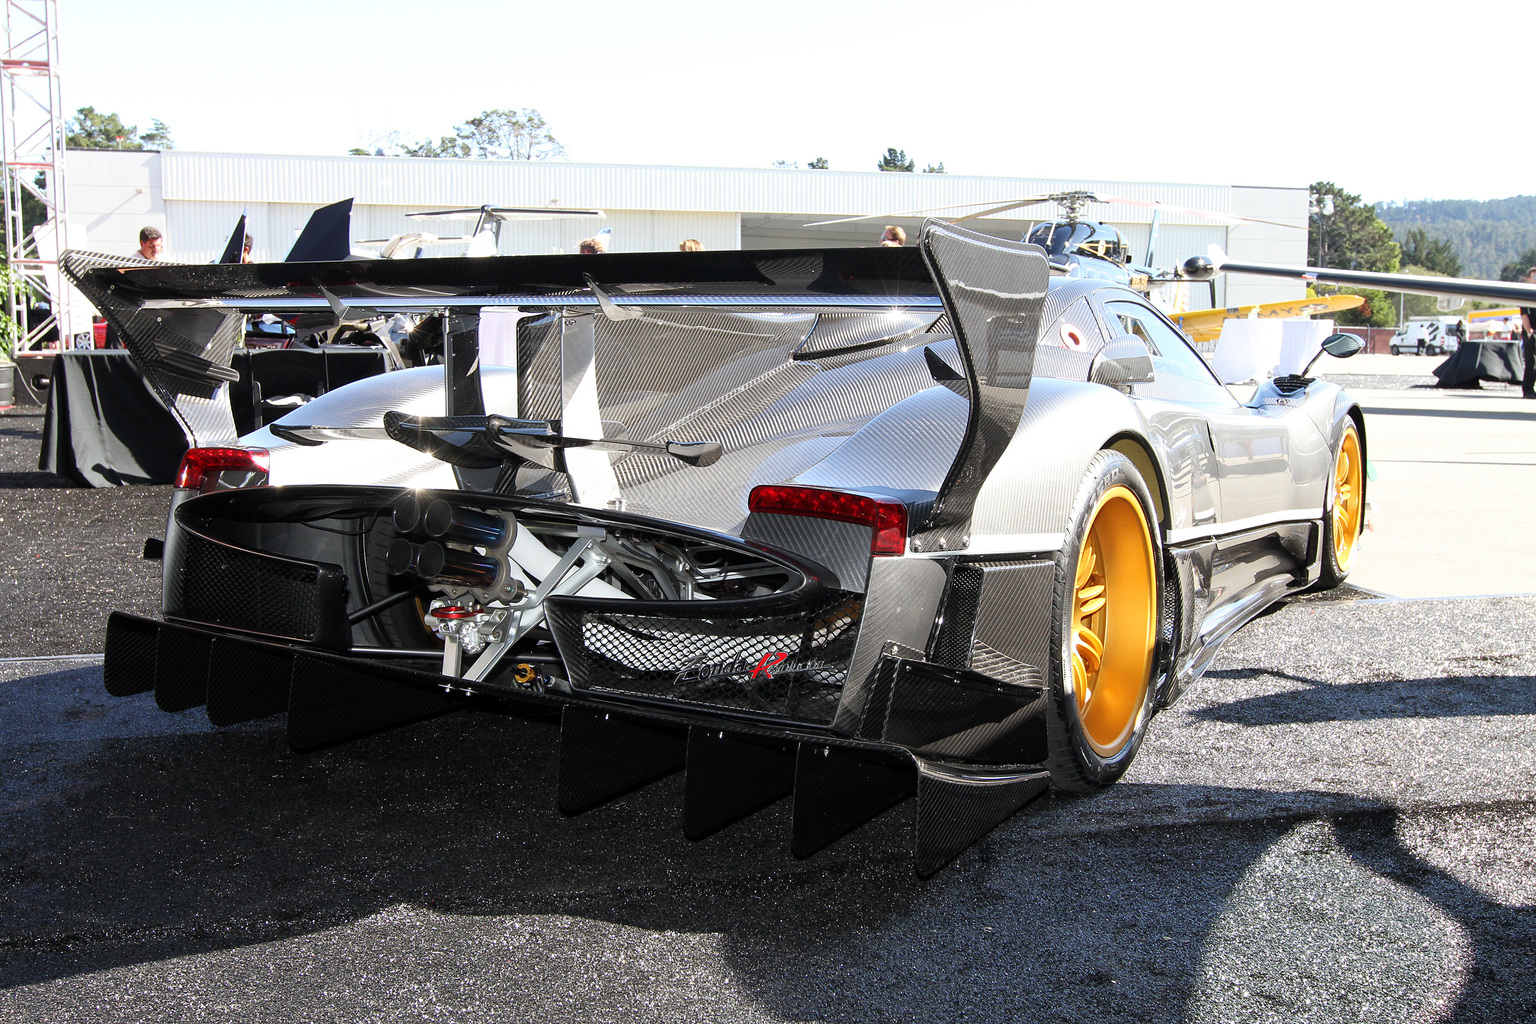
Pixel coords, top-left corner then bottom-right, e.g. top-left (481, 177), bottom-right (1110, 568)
top-left (384, 539), bottom-right (500, 589)
top-left (387, 494), bottom-right (517, 590)
top-left (392, 493), bottom-right (515, 549)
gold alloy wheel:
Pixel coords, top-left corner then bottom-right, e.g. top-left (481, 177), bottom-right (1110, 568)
top-left (1071, 486), bottom-right (1158, 757)
top-left (1332, 425), bottom-right (1363, 572)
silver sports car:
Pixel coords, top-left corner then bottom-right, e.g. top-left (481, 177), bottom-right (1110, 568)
top-left (71, 221), bottom-right (1366, 874)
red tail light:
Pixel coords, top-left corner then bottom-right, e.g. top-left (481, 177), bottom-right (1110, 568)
top-left (174, 447), bottom-right (270, 493)
top-left (748, 485), bottom-right (907, 555)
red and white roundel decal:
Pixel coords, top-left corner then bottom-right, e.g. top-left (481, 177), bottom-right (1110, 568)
top-left (1059, 323), bottom-right (1086, 349)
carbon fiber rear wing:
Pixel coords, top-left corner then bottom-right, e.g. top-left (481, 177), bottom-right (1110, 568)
top-left (64, 223), bottom-right (1048, 546)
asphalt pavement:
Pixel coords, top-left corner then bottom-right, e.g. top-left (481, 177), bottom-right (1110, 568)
top-left (1, 368), bottom-right (1533, 1023)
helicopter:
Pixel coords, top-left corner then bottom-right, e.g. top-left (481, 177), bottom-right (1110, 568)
top-left (807, 190), bottom-right (1297, 308)
top-left (355, 205), bottom-right (606, 259)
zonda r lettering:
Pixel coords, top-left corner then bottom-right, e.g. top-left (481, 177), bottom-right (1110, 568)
top-left (675, 651), bottom-right (832, 685)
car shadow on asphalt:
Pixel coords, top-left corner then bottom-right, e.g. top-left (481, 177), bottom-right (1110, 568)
top-left (1195, 666), bottom-right (1536, 725)
top-left (2, 665), bottom-right (1532, 1021)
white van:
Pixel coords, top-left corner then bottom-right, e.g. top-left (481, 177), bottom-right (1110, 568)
top-left (1390, 317), bottom-right (1463, 356)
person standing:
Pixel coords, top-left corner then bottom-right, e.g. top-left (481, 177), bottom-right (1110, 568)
top-left (133, 226), bottom-right (164, 260)
top-left (880, 225), bottom-right (906, 247)
top-left (1523, 267), bottom-right (1536, 399)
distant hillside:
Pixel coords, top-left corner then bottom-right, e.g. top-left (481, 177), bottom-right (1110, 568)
top-left (1375, 195), bottom-right (1536, 278)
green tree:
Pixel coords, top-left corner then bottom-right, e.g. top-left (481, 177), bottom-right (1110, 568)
top-left (1398, 228), bottom-right (1461, 277)
top-left (877, 148), bottom-right (914, 172)
top-left (1310, 182), bottom-right (1399, 272)
top-left (808, 156), bottom-right (829, 169)
top-left (402, 108), bottom-right (564, 160)
top-left (140, 119), bottom-right (174, 150)
top-left (922, 162), bottom-right (946, 174)
top-left (1376, 196), bottom-right (1536, 279)
top-left (1499, 246), bottom-right (1536, 281)
top-left (0, 261), bottom-right (22, 360)
top-left (65, 106), bottom-right (173, 150)
top-left (1329, 287), bottom-right (1397, 328)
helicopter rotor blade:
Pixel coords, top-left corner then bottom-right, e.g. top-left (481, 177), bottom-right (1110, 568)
top-left (950, 197), bottom-right (1059, 222)
top-left (1095, 194), bottom-right (1299, 230)
top-left (803, 196), bottom-right (1060, 228)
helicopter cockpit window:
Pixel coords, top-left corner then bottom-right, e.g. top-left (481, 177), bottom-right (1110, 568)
top-left (1027, 221), bottom-right (1129, 265)
top-left (1028, 223), bottom-right (1073, 255)
top-left (1075, 225), bottom-right (1125, 263)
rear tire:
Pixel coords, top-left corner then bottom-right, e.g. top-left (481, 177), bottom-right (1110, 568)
top-left (1045, 451), bottom-right (1162, 792)
top-left (358, 515), bottom-right (438, 649)
top-left (1319, 420), bottom-right (1364, 588)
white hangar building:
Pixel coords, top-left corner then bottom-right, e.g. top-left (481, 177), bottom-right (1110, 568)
top-left (65, 149), bottom-right (1306, 309)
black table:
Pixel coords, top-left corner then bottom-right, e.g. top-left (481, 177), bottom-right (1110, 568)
top-left (1433, 341), bottom-right (1523, 388)
top-left (39, 351), bottom-right (187, 487)
top-left (40, 348), bottom-right (392, 486)
top-left (228, 348), bottom-right (390, 435)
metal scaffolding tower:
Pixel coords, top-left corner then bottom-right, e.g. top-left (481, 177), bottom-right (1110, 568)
top-left (1, 0), bottom-right (73, 351)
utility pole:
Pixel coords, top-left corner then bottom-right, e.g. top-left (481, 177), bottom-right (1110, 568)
top-left (1, 0), bottom-right (75, 352)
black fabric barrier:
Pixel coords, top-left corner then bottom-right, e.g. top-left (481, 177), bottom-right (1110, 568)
top-left (1433, 341), bottom-right (1522, 389)
top-left (39, 352), bottom-right (187, 487)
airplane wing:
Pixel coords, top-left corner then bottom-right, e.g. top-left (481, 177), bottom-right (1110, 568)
top-left (1209, 247), bottom-right (1536, 307)
top-left (1171, 294), bottom-right (1365, 344)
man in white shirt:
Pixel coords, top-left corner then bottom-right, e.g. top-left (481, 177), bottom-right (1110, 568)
top-left (134, 226), bottom-right (163, 260)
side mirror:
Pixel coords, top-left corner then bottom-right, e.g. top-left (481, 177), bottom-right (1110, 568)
top-left (1090, 336), bottom-right (1156, 390)
top-left (1321, 332), bottom-right (1363, 359)
top-left (1301, 332), bottom-right (1364, 377)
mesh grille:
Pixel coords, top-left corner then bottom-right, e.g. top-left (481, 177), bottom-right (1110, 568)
top-left (177, 533), bottom-right (333, 642)
top-left (929, 564), bottom-right (984, 668)
top-left (549, 592), bottom-right (863, 725)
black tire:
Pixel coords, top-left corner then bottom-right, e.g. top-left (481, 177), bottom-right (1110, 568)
top-left (1045, 450), bottom-right (1163, 793)
top-left (1319, 419), bottom-right (1365, 589)
top-left (356, 514), bottom-right (439, 649)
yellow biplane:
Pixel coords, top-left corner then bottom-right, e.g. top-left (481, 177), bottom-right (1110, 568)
top-left (1170, 294), bottom-right (1365, 344)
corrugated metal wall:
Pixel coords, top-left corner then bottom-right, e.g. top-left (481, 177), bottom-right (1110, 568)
top-left (70, 151), bottom-right (1308, 307)
top-left (159, 152), bottom-right (1246, 225)
top-left (164, 202), bottom-right (739, 263)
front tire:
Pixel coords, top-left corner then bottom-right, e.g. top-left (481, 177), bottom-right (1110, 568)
top-left (1045, 451), bottom-right (1162, 792)
top-left (1319, 419), bottom-right (1364, 588)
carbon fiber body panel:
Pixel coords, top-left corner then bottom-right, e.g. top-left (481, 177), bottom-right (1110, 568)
top-left (913, 223), bottom-right (1049, 552)
top-left (557, 707), bottom-right (686, 815)
top-left (834, 557), bottom-right (950, 735)
top-left (682, 728), bottom-right (797, 839)
top-left (739, 513), bottom-right (872, 592)
top-left (915, 763), bottom-right (1049, 878)
top-left (104, 612), bottom-right (1050, 875)
top-left (968, 560), bottom-right (1055, 687)
top-left (62, 251), bottom-right (241, 446)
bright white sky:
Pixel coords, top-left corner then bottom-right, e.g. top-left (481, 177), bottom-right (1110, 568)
top-left (56, 0), bottom-right (1531, 204)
